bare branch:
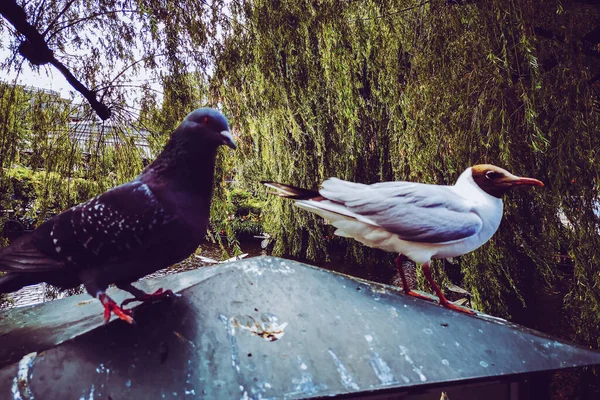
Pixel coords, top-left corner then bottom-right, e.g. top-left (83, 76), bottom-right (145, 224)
top-left (42, 0), bottom-right (78, 37)
top-left (46, 9), bottom-right (139, 42)
top-left (350, 0), bottom-right (434, 22)
top-left (0, 0), bottom-right (111, 120)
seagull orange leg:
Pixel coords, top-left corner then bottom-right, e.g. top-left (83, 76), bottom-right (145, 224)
top-left (421, 262), bottom-right (476, 315)
top-left (395, 254), bottom-right (435, 302)
top-left (99, 293), bottom-right (135, 324)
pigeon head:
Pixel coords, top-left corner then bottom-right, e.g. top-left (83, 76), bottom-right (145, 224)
top-left (470, 164), bottom-right (544, 198)
top-left (141, 108), bottom-right (236, 189)
top-left (178, 108), bottom-right (236, 150)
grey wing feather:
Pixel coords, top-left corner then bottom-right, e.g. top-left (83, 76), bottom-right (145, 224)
top-left (320, 178), bottom-right (483, 243)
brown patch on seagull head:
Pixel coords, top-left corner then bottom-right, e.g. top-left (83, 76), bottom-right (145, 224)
top-left (471, 164), bottom-right (544, 198)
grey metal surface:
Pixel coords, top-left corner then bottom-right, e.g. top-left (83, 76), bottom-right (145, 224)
top-left (1, 256), bottom-right (599, 399)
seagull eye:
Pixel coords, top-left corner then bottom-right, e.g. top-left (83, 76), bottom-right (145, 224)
top-left (486, 171), bottom-right (502, 180)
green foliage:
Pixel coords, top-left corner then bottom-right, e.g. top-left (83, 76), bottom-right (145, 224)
top-left (5, 165), bottom-right (102, 221)
top-left (0, 0), bottom-right (233, 222)
top-left (223, 187), bottom-right (265, 239)
top-left (0, 82), bottom-right (140, 217)
top-left (228, 188), bottom-right (264, 214)
top-left (1, 5), bottom-right (599, 392)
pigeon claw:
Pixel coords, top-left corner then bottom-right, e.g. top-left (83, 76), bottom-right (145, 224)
top-left (99, 293), bottom-right (135, 324)
top-left (120, 287), bottom-right (178, 309)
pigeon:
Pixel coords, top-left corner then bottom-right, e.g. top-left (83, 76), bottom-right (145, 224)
top-left (263, 165), bottom-right (543, 314)
top-left (0, 108), bottom-right (236, 323)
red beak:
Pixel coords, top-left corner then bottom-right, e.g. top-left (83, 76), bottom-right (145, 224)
top-left (512, 177), bottom-right (544, 187)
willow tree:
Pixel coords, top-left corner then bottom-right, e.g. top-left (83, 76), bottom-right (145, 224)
top-left (0, 0), bottom-right (235, 226)
top-left (2, 0), bottom-right (599, 354)
top-left (214, 0), bottom-right (599, 363)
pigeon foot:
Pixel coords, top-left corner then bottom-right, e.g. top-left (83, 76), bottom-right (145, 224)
top-left (121, 287), bottom-right (178, 308)
top-left (99, 293), bottom-right (135, 324)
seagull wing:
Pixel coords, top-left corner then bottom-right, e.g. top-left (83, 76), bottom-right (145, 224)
top-left (319, 178), bottom-right (483, 243)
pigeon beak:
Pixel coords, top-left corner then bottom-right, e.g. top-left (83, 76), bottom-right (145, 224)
top-left (220, 130), bottom-right (237, 150)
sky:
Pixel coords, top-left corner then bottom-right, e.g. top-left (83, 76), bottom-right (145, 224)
top-left (0, 38), bottom-right (167, 114)
top-left (0, 9), bottom-right (215, 109)
top-left (0, 32), bottom-right (74, 98)
top-left (0, 27), bottom-right (163, 104)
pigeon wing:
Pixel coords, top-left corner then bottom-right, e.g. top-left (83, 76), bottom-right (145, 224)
top-left (320, 178), bottom-right (483, 243)
top-left (0, 180), bottom-right (173, 272)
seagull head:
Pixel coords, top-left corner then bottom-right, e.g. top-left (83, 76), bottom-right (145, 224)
top-left (180, 108), bottom-right (237, 150)
top-left (470, 164), bottom-right (544, 198)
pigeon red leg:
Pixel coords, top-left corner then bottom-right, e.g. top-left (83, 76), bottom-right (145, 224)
top-left (98, 293), bottom-right (135, 324)
top-left (121, 288), bottom-right (176, 308)
top-left (421, 261), bottom-right (476, 315)
top-left (395, 254), bottom-right (435, 302)
top-left (117, 283), bottom-right (177, 308)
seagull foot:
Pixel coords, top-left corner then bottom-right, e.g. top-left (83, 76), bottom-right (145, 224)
top-left (121, 287), bottom-right (179, 308)
top-left (404, 290), bottom-right (437, 302)
top-left (99, 293), bottom-right (135, 324)
top-left (439, 299), bottom-right (476, 315)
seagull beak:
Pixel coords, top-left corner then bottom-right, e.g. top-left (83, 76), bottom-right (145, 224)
top-left (220, 130), bottom-right (237, 150)
top-left (510, 176), bottom-right (544, 187)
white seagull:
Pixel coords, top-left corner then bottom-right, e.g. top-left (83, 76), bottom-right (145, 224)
top-left (263, 164), bottom-right (544, 315)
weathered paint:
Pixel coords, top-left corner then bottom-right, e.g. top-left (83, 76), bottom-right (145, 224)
top-left (11, 352), bottom-right (36, 400)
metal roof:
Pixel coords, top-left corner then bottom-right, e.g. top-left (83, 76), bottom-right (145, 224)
top-left (1, 256), bottom-right (599, 399)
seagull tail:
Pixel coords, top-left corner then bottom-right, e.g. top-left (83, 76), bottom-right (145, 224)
top-left (261, 181), bottom-right (321, 200)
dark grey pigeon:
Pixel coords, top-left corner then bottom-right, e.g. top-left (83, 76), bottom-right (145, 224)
top-left (0, 108), bottom-right (236, 323)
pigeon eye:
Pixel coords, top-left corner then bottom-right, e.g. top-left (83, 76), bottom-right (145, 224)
top-left (203, 116), bottom-right (209, 124)
top-left (486, 171), bottom-right (502, 180)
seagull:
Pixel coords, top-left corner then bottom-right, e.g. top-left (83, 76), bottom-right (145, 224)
top-left (0, 108), bottom-right (236, 323)
top-left (263, 165), bottom-right (544, 314)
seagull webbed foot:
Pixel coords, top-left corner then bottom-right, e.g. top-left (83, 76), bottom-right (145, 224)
top-left (405, 290), bottom-right (437, 302)
top-left (439, 298), bottom-right (477, 315)
top-left (420, 261), bottom-right (477, 316)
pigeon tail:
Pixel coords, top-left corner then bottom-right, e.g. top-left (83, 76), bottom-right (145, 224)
top-left (0, 233), bottom-right (64, 272)
top-left (0, 272), bottom-right (41, 293)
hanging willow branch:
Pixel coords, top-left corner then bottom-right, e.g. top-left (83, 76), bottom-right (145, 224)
top-left (212, 0), bottom-right (600, 364)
